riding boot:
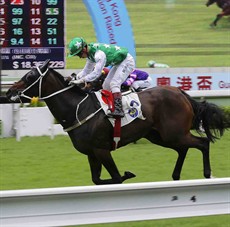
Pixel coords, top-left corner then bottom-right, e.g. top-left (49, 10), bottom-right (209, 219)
top-left (108, 92), bottom-right (125, 118)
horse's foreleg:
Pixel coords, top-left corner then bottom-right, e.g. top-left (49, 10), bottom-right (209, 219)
top-left (211, 13), bottom-right (223, 26)
top-left (172, 148), bottom-right (188, 180)
top-left (88, 149), bottom-right (135, 185)
top-left (121, 171), bottom-right (136, 182)
top-left (87, 154), bottom-right (103, 185)
top-left (88, 153), bottom-right (120, 185)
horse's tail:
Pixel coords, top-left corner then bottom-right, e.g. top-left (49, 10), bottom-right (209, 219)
top-left (181, 89), bottom-right (225, 142)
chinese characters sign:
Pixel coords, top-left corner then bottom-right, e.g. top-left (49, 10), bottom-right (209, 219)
top-left (152, 73), bottom-right (230, 90)
top-left (0, 0), bottom-right (65, 70)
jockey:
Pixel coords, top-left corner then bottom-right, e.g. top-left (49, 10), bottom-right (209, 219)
top-left (122, 69), bottom-right (152, 92)
top-left (68, 37), bottom-right (135, 118)
top-left (147, 60), bottom-right (169, 68)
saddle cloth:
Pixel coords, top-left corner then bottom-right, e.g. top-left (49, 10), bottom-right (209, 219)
top-left (95, 90), bottom-right (146, 127)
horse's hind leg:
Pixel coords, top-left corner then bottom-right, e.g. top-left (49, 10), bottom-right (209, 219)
top-left (145, 131), bottom-right (188, 180)
top-left (199, 137), bottom-right (211, 178)
top-left (172, 148), bottom-right (188, 180)
top-left (145, 130), bottom-right (211, 180)
top-left (88, 149), bottom-right (135, 185)
top-left (175, 135), bottom-right (211, 179)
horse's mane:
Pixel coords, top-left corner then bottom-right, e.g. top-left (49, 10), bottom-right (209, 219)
top-left (49, 68), bottom-right (86, 95)
top-left (49, 68), bottom-right (67, 84)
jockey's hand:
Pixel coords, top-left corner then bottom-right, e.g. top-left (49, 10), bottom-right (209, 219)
top-left (76, 71), bottom-right (84, 80)
top-left (84, 82), bottom-right (93, 89)
top-left (121, 85), bottom-right (130, 92)
top-left (81, 82), bottom-right (93, 93)
top-left (65, 73), bottom-right (76, 82)
top-left (69, 78), bottom-right (85, 85)
top-left (70, 73), bottom-right (77, 79)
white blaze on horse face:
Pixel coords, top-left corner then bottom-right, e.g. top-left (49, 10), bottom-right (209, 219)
top-left (10, 94), bottom-right (20, 102)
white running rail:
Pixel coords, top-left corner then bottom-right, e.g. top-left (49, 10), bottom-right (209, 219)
top-left (187, 89), bottom-right (229, 97)
top-left (0, 178), bottom-right (229, 227)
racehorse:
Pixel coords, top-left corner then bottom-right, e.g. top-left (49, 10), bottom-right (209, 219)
top-left (206, 0), bottom-right (230, 26)
top-left (6, 60), bottom-right (225, 185)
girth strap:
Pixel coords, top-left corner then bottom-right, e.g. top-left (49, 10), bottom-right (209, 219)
top-left (113, 118), bottom-right (121, 150)
top-left (64, 107), bottom-right (102, 132)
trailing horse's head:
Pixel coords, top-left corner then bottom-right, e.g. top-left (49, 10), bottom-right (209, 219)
top-left (6, 59), bottom-right (50, 103)
top-left (206, 0), bottom-right (216, 6)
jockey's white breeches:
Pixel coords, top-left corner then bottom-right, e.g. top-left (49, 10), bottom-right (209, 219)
top-left (102, 53), bottom-right (135, 93)
top-left (132, 76), bottom-right (153, 90)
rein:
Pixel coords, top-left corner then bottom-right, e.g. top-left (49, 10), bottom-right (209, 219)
top-left (64, 93), bottom-right (102, 132)
top-left (19, 66), bottom-right (103, 132)
top-left (64, 106), bottom-right (102, 132)
top-left (19, 67), bottom-right (74, 101)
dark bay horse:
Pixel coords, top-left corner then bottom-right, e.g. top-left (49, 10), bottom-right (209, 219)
top-left (206, 0), bottom-right (230, 26)
top-left (6, 60), bottom-right (225, 185)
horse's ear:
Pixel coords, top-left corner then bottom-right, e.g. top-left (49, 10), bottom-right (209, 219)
top-left (40, 59), bottom-right (50, 73)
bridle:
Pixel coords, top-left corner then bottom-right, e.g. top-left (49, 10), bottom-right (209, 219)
top-left (18, 67), bottom-right (74, 101)
top-left (12, 66), bottom-right (103, 132)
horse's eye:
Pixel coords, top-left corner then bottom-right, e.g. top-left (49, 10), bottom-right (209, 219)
top-left (26, 73), bottom-right (34, 82)
top-left (23, 71), bottom-right (36, 84)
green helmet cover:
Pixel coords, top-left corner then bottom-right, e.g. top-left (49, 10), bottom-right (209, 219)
top-left (147, 60), bottom-right (156, 67)
top-left (68, 37), bottom-right (87, 57)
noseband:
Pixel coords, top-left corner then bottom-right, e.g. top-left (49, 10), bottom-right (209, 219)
top-left (19, 67), bottom-right (74, 101)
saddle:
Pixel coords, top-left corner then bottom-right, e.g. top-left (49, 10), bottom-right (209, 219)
top-left (98, 89), bottom-right (145, 149)
top-left (96, 89), bottom-right (144, 124)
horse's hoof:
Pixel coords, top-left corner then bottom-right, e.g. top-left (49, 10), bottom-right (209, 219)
top-left (124, 171), bottom-right (136, 179)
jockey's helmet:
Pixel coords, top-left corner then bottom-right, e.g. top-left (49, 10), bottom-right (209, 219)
top-left (147, 60), bottom-right (156, 67)
top-left (68, 37), bottom-right (87, 57)
top-left (102, 67), bottom-right (110, 76)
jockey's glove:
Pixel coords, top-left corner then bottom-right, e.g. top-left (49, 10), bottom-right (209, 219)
top-left (69, 78), bottom-right (85, 85)
top-left (70, 73), bottom-right (77, 79)
top-left (76, 71), bottom-right (84, 80)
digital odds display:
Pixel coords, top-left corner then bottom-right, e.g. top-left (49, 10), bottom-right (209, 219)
top-left (0, 0), bottom-right (65, 70)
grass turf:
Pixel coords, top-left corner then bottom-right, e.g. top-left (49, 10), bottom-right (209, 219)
top-left (1, 131), bottom-right (229, 190)
top-left (0, 131), bottom-right (229, 226)
top-left (65, 0), bottom-right (230, 69)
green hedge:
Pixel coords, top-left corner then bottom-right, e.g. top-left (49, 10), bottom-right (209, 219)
top-left (223, 106), bottom-right (230, 128)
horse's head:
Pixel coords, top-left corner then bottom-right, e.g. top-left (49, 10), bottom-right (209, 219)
top-left (6, 59), bottom-right (50, 103)
top-left (206, 0), bottom-right (216, 6)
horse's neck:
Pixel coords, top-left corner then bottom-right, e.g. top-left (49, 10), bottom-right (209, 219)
top-left (45, 90), bottom-right (93, 128)
top-left (43, 71), bottom-right (96, 126)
